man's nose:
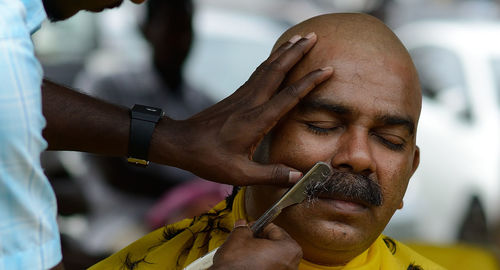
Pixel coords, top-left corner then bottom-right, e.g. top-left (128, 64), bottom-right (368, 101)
top-left (330, 128), bottom-right (376, 176)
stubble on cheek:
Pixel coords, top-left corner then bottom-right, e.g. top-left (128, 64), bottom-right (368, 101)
top-left (269, 132), bottom-right (324, 173)
top-left (377, 162), bottom-right (412, 211)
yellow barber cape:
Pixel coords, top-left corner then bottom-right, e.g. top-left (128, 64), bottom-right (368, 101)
top-left (89, 188), bottom-right (445, 270)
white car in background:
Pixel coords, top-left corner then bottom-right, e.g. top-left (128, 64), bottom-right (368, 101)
top-left (385, 20), bottom-right (500, 243)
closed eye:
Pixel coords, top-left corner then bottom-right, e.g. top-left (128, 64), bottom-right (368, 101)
top-left (372, 133), bottom-right (406, 151)
top-left (306, 123), bottom-right (341, 136)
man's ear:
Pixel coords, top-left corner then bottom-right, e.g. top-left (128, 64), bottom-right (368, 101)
top-left (398, 200), bottom-right (404, 210)
top-left (410, 145), bottom-right (420, 177)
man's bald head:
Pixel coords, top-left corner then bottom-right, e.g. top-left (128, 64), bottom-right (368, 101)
top-left (275, 13), bottom-right (407, 53)
top-left (275, 13), bottom-right (421, 117)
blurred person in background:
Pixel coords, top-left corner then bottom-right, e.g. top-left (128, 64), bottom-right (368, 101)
top-left (0, 0), bottom-right (333, 268)
top-left (75, 0), bottom-right (212, 196)
top-left (74, 0), bottom-right (229, 228)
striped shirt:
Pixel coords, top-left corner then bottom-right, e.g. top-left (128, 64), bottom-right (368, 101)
top-left (0, 0), bottom-right (62, 269)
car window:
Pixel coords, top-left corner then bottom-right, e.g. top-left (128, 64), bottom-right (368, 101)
top-left (409, 46), bottom-right (472, 121)
top-left (492, 58), bottom-right (500, 107)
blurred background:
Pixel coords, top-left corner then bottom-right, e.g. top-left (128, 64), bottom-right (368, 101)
top-left (34, 0), bottom-right (500, 268)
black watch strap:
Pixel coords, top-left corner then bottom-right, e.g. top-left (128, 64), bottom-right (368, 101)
top-left (127, 104), bottom-right (164, 166)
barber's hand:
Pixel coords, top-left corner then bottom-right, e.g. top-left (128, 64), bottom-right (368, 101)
top-left (209, 220), bottom-right (302, 270)
top-left (153, 32), bottom-right (333, 186)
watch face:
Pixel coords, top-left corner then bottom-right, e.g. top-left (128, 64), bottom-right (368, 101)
top-left (145, 107), bottom-right (160, 113)
top-left (132, 104), bottom-right (163, 122)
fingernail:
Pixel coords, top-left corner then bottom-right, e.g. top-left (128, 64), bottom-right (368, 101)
top-left (289, 171), bottom-right (303, 183)
top-left (288, 34), bottom-right (302, 44)
top-left (234, 219), bottom-right (247, 228)
top-left (305, 32), bottom-right (316, 39)
top-left (321, 66), bottom-right (333, 72)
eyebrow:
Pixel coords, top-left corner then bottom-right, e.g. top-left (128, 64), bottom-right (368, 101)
top-left (298, 99), bottom-right (415, 135)
top-left (375, 114), bottom-right (415, 136)
top-left (298, 100), bottom-right (352, 115)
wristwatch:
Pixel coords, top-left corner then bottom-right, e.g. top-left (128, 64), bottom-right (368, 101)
top-left (127, 104), bottom-right (164, 166)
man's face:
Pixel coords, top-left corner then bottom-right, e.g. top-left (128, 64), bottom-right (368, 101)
top-left (246, 48), bottom-right (420, 265)
top-left (143, 2), bottom-right (193, 83)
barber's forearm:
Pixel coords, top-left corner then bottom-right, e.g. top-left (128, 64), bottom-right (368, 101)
top-left (41, 78), bottom-right (187, 167)
top-left (42, 78), bottom-right (131, 156)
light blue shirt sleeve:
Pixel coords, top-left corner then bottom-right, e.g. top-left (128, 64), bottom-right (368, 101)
top-left (0, 0), bottom-right (62, 269)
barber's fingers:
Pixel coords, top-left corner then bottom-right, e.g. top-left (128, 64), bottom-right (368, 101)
top-left (265, 32), bottom-right (316, 66)
top-left (266, 34), bottom-right (303, 63)
top-left (229, 158), bottom-right (302, 186)
top-left (227, 33), bottom-right (318, 108)
top-left (250, 66), bottom-right (333, 133)
top-left (215, 220), bottom-right (252, 253)
top-left (258, 222), bottom-right (294, 242)
top-left (206, 33), bottom-right (317, 112)
top-left (233, 219), bottom-right (251, 231)
top-left (247, 33), bottom-right (319, 104)
top-left (231, 220), bottom-right (294, 243)
top-left (225, 219), bottom-right (253, 241)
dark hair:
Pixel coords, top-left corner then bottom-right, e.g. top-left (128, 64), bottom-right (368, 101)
top-left (41, 0), bottom-right (66, 22)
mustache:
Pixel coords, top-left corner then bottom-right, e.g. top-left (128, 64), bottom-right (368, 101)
top-left (305, 169), bottom-right (383, 206)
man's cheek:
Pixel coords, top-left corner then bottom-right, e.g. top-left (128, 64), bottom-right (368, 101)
top-left (282, 136), bottom-right (335, 163)
top-left (269, 135), bottom-right (307, 164)
top-left (272, 144), bottom-right (325, 172)
top-left (379, 175), bottom-right (408, 210)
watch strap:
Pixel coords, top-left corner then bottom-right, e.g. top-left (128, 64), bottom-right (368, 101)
top-left (127, 104), bottom-right (163, 166)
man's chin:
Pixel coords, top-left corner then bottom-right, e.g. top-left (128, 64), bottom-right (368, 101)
top-left (305, 219), bottom-right (366, 246)
top-left (292, 220), bottom-right (374, 266)
top-left (279, 215), bottom-right (363, 244)
top-left (275, 205), bottom-right (379, 264)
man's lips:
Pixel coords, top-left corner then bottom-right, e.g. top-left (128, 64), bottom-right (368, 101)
top-left (316, 193), bottom-right (370, 212)
top-left (331, 199), bottom-right (366, 212)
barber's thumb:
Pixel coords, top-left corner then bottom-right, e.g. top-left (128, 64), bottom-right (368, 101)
top-left (249, 163), bottom-right (303, 186)
top-left (259, 222), bottom-right (293, 241)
